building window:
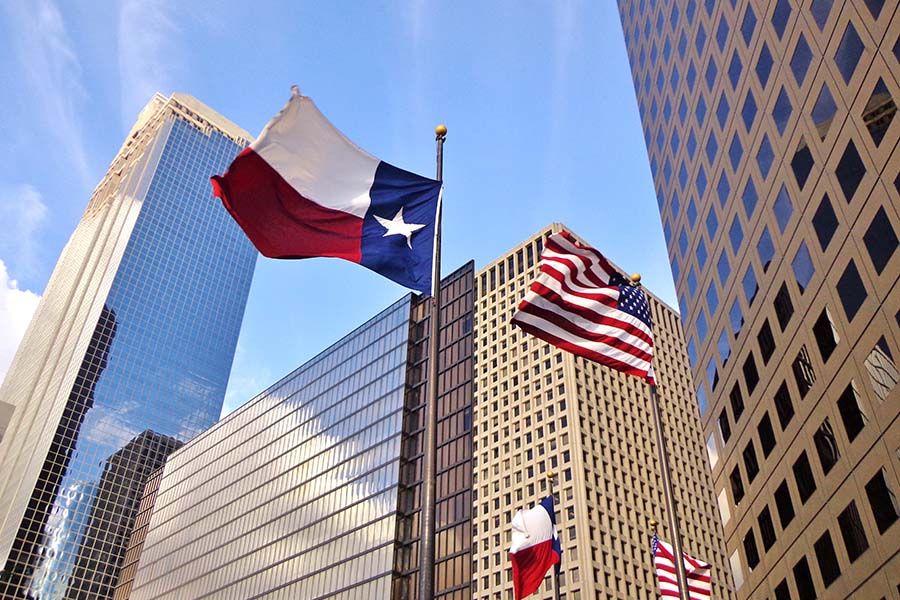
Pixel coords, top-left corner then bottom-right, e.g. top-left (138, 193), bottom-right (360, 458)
top-left (813, 530), bottom-right (841, 587)
top-left (836, 260), bottom-right (867, 321)
top-left (706, 207), bottom-right (719, 239)
top-left (757, 319), bottom-right (776, 364)
top-left (697, 309), bottom-right (708, 341)
top-left (792, 451), bottom-right (816, 504)
top-left (774, 579), bottom-right (791, 600)
top-left (865, 336), bottom-right (899, 402)
top-left (758, 505), bottom-right (777, 550)
top-left (834, 22), bottom-right (864, 84)
top-left (836, 139), bottom-right (866, 202)
top-left (718, 250), bottom-right (731, 286)
top-left (730, 549), bottom-right (745, 590)
top-left (718, 408), bottom-right (732, 443)
top-left (730, 300), bottom-right (744, 339)
top-left (792, 242), bottom-right (814, 292)
top-left (791, 33), bottom-right (813, 86)
top-left (743, 529), bottom-right (760, 570)
top-left (707, 433), bottom-right (720, 469)
top-left (730, 382), bottom-right (745, 421)
top-left (863, 78), bottom-right (896, 146)
top-left (717, 93), bottom-right (731, 129)
top-left (758, 227), bottom-right (775, 271)
top-left (812, 194), bottom-right (838, 251)
top-left (791, 139), bottom-right (814, 190)
top-left (774, 185), bottom-right (794, 233)
top-left (836, 383), bottom-right (867, 442)
top-left (718, 488), bottom-right (732, 526)
top-left (863, 207), bottom-right (898, 274)
top-left (743, 353), bottom-right (760, 393)
top-left (717, 173), bottom-right (730, 208)
top-left (771, 0), bottom-right (791, 39)
top-left (773, 87), bottom-right (793, 135)
top-left (743, 441), bottom-right (759, 483)
top-left (793, 556), bottom-right (817, 600)
top-left (773, 381), bottom-right (794, 429)
top-left (718, 330), bottom-right (731, 364)
top-left (775, 479), bottom-right (795, 528)
top-left (865, 468), bottom-right (900, 534)
top-left (706, 282), bottom-right (718, 315)
top-left (758, 412), bottom-right (776, 457)
top-left (742, 91), bottom-right (758, 132)
top-left (837, 501), bottom-right (869, 562)
top-left (811, 0), bottom-right (832, 30)
top-left (757, 133), bottom-right (775, 179)
top-left (812, 83), bottom-right (837, 140)
top-left (812, 308), bottom-right (839, 361)
top-left (792, 345), bottom-right (816, 398)
top-left (729, 135), bottom-right (744, 172)
top-left (757, 42), bottom-right (774, 88)
top-left (730, 465), bottom-right (746, 505)
top-left (743, 178), bottom-right (758, 218)
top-left (743, 264), bottom-right (759, 305)
top-left (728, 217), bottom-right (743, 255)
top-left (813, 418), bottom-right (840, 475)
top-left (773, 283), bottom-right (794, 330)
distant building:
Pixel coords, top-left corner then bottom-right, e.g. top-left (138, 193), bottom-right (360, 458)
top-left (470, 224), bottom-right (734, 599)
top-left (0, 93), bottom-right (257, 599)
top-left (118, 264), bottom-right (475, 600)
top-left (619, 1), bottom-right (900, 597)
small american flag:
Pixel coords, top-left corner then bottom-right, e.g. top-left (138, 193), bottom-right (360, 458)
top-left (511, 231), bottom-right (654, 381)
top-left (652, 534), bottom-right (713, 600)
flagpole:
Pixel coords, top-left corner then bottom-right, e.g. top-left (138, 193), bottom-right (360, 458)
top-left (547, 473), bottom-right (561, 600)
top-left (649, 382), bottom-right (691, 600)
top-left (419, 123), bottom-right (446, 600)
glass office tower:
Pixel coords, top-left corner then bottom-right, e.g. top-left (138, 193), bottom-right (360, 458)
top-left (619, 2), bottom-right (900, 598)
top-left (0, 93), bottom-right (257, 599)
top-left (120, 263), bottom-right (475, 600)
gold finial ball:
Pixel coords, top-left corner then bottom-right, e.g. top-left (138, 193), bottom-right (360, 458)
top-left (435, 124), bottom-right (448, 137)
top-left (649, 519), bottom-right (659, 528)
top-left (547, 471), bottom-right (555, 480)
top-left (630, 273), bottom-right (642, 284)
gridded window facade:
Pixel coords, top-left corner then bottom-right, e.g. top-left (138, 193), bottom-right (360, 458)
top-left (0, 93), bottom-right (257, 600)
top-left (619, 1), bottom-right (900, 597)
top-left (471, 224), bottom-right (734, 599)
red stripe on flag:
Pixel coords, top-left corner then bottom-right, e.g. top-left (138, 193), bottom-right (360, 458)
top-left (211, 148), bottom-right (363, 261)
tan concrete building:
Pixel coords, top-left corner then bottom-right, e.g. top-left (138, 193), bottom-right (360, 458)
top-left (471, 224), bottom-right (735, 599)
top-left (619, 1), bottom-right (900, 598)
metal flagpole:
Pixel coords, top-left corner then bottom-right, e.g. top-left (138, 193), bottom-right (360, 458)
top-left (419, 123), bottom-right (446, 600)
top-left (649, 382), bottom-right (691, 600)
top-left (547, 473), bottom-right (561, 600)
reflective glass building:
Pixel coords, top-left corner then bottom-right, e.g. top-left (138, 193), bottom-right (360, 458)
top-left (619, 1), bottom-right (900, 598)
top-left (120, 264), bottom-right (474, 600)
top-left (0, 93), bottom-right (257, 599)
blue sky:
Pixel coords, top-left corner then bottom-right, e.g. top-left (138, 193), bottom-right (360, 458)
top-left (0, 0), bottom-right (673, 416)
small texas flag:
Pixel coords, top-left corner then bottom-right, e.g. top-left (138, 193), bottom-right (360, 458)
top-left (509, 496), bottom-right (562, 599)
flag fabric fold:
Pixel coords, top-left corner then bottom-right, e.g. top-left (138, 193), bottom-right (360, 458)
top-left (509, 496), bottom-right (562, 600)
top-left (511, 231), bottom-right (655, 381)
top-left (652, 534), bottom-right (713, 600)
top-left (211, 93), bottom-right (441, 293)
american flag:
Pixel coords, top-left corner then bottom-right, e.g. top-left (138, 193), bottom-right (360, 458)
top-left (511, 231), bottom-right (654, 381)
top-left (652, 533), bottom-right (713, 600)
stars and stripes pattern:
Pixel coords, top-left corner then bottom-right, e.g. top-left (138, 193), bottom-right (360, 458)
top-left (652, 533), bottom-right (713, 600)
top-left (511, 231), bottom-right (655, 381)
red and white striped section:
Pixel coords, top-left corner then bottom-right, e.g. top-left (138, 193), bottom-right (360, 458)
top-left (511, 231), bottom-right (654, 380)
top-left (654, 539), bottom-right (712, 600)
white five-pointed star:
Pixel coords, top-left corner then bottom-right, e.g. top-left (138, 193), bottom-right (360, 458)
top-left (374, 207), bottom-right (426, 248)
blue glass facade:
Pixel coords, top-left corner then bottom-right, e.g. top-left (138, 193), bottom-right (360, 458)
top-left (0, 94), bottom-right (256, 599)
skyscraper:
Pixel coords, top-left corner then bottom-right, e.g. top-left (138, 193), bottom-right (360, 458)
top-left (0, 93), bottom-right (258, 599)
top-left (470, 224), bottom-right (734, 599)
top-left (619, 2), bottom-right (900, 598)
top-left (114, 264), bottom-right (475, 600)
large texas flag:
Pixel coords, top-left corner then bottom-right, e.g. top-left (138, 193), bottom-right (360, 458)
top-left (509, 496), bottom-right (562, 599)
top-left (211, 91), bottom-right (441, 294)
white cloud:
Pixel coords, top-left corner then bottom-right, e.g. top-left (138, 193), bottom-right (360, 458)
top-left (0, 183), bottom-right (49, 279)
top-left (117, 0), bottom-right (182, 129)
top-left (4, 0), bottom-right (91, 184)
top-left (0, 259), bottom-right (41, 384)
top-left (222, 341), bottom-right (272, 417)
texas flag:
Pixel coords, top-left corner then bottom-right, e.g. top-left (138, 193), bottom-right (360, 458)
top-left (211, 90), bottom-right (441, 294)
top-left (509, 496), bottom-right (562, 600)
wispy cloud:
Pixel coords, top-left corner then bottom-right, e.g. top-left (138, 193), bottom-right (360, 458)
top-left (3, 0), bottom-right (91, 185)
top-left (0, 259), bottom-right (41, 384)
top-left (0, 183), bottom-right (49, 280)
top-left (222, 341), bottom-right (272, 417)
top-left (117, 0), bottom-right (182, 129)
